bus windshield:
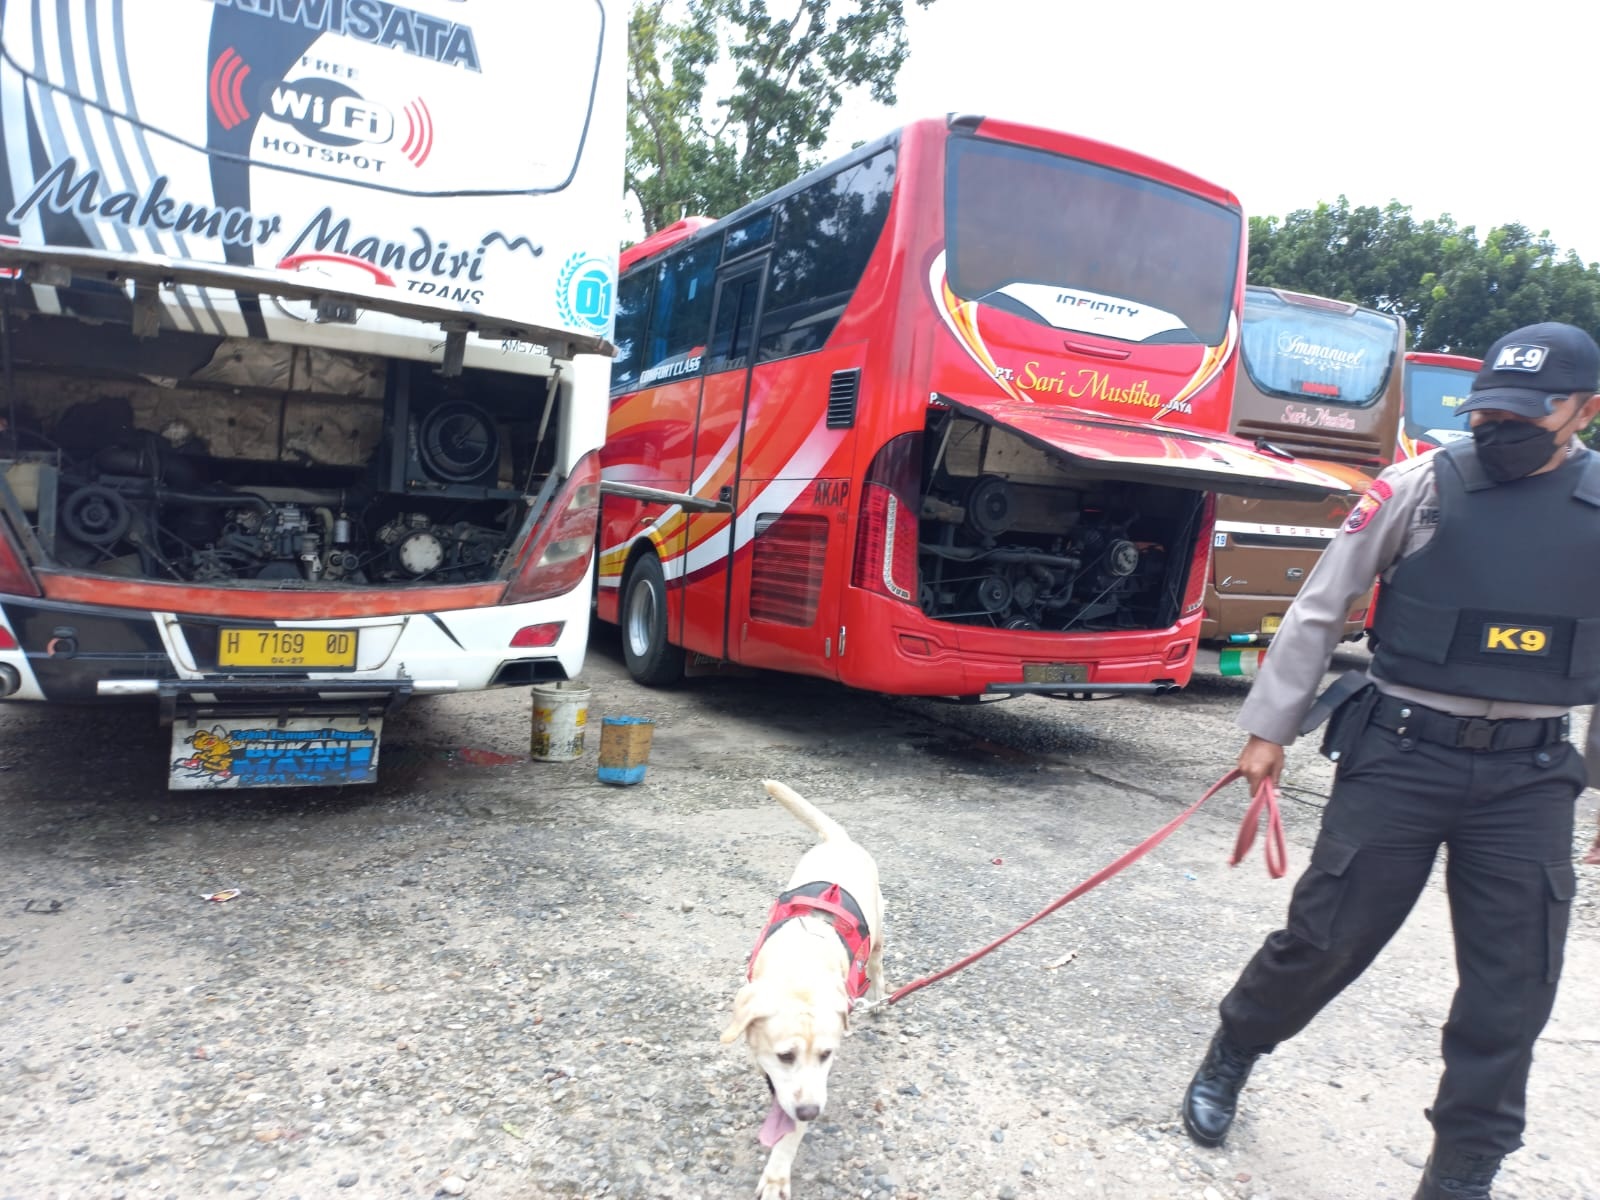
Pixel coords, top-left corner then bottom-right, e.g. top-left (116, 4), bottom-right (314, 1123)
top-left (944, 136), bottom-right (1241, 346)
top-left (1240, 293), bottom-right (1400, 406)
top-left (1405, 362), bottom-right (1475, 439)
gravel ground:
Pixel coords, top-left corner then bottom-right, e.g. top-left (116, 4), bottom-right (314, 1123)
top-left (1, 631), bottom-right (1596, 1200)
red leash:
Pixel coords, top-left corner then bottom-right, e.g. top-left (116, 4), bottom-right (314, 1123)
top-left (879, 771), bottom-right (1286, 1008)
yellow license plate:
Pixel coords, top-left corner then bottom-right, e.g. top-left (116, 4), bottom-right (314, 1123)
top-left (1023, 662), bottom-right (1089, 685)
top-left (218, 628), bottom-right (358, 669)
top-left (1260, 616), bottom-right (1283, 635)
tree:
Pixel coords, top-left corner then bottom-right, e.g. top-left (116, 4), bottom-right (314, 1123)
top-left (1248, 199), bottom-right (1600, 356)
top-left (627, 0), bottom-right (935, 236)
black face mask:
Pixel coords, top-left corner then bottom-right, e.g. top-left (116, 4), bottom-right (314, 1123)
top-left (1471, 419), bottom-right (1562, 482)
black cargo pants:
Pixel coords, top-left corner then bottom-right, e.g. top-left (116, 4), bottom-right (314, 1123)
top-left (1218, 704), bottom-right (1583, 1157)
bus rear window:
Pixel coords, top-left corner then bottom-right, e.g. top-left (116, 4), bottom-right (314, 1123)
top-left (1405, 363), bottom-right (1476, 435)
top-left (945, 137), bottom-right (1241, 346)
top-left (1240, 293), bottom-right (1402, 407)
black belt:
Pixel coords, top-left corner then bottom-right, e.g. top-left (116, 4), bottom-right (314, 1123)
top-left (1370, 695), bottom-right (1570, 751)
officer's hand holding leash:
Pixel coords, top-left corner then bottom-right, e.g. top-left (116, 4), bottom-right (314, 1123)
top-left (1235, 734), bottom-right (1285, 792)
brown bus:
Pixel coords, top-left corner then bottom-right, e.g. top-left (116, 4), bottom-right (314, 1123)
top-left (1200, 286), bottom-right (1405, 661)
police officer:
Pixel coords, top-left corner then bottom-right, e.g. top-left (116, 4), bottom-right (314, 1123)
top-left (1179, 321), bottom-right (1600, 1199)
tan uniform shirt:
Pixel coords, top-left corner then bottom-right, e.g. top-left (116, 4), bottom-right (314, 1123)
top-left (1236, 440), bottom-right (1600, 773)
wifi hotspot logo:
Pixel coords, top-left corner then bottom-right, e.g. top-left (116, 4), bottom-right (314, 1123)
top-left (210, 50), bottom-right (436, 172)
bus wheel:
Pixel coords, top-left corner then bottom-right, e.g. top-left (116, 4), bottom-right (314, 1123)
top-left (622, 552), bottom-right (685, 686)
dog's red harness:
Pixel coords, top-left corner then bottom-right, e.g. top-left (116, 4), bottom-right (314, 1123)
top-left (747, 881), bottom-right (873, 1004)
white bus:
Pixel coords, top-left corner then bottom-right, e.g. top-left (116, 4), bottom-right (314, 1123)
top-left (0, 0), bottom-right (623, 788)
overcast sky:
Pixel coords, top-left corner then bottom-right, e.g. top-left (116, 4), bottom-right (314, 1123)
top-left (829, 0), bottom-right (1600, 264)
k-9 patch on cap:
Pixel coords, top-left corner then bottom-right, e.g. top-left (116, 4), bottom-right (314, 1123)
top-left (1490, 344), bottom-right (1549, 372)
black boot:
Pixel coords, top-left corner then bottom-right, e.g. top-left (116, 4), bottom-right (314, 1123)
top-left (1181, 1028), bottom-right (1260, 1147)
top-left (1411, 1144), bottom-right (1502, 1199)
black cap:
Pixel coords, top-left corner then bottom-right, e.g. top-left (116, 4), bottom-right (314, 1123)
top-left (1460, 321), bottom-right (1600, 418)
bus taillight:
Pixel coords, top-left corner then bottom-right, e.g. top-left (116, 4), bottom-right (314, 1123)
top-left (851, 434), bottom-right (921, 604)
top-left (503, 452), bottom-right (602, 605)
top-left (510, 622), bottom-right (564, 648)
top-left (0, 517), bottom-right (40, 598)
top-left (1180, 493), bottom-right (1217, 618)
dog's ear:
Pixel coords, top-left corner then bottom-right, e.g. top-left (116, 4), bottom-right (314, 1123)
top-left (720, 981), bottom-right (778, 1044)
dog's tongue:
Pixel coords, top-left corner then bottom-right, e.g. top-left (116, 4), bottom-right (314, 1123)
top-left (759, 1099), bottom-right (796, 1147)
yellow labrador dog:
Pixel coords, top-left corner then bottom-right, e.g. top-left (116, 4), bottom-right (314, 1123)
top-left (722, 780), bottom-right (885, 1200)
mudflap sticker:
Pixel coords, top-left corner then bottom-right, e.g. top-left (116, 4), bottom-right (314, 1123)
top-left (169, 718), bottom-right (381, 790)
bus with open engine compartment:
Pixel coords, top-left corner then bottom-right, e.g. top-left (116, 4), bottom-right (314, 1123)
top-left (597, 115), bottom-right (1352, 702)
top-left (0, 0), bottom-right (623, 789)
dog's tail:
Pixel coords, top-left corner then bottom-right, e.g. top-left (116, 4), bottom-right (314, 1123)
top-left (763, 779), bottom-right (848, 843)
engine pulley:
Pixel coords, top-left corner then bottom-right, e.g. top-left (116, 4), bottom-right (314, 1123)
top-left (972, 573), bottom-right (1012, 614)
top-left (418, 401), bottom-right (499, 484)
top-left (1106, 539), bottom-right (1141, 577)
top-left (61, 485), bottom-right (132, 546)
top-left (964, 475), bottom-right (1016, 538)
top-left (395, 530), bottom-right (446, 577)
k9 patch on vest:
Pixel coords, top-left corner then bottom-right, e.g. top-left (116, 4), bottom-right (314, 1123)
top-left (1343, 478), bottom-right (1394, 533)
top-left (1481, 623), bottom-right (1554, 656)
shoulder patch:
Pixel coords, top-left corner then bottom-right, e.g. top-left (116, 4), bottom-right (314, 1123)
top-left (1343, 478), bottom-right (1394, 534)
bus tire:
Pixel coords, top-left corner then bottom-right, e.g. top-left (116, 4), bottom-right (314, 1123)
top-left (622, 552), bottom-right (685, 686)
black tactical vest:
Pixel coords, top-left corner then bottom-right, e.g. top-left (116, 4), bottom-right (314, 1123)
top-left (1371, 440), bottom-right (1600, 705)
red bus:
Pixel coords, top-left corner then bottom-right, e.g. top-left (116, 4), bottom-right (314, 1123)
top-left (596, 115), bottom-right (1349, 701)
top-left (1397, 351), bottom-right (1482, 459)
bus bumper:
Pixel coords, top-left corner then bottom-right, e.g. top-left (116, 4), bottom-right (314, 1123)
top-left (1199, 591), bottom-right (1367, 646)
top-left (837, 593), bottom-right (1198, 698)
top-left (983, 680), bottom-right (1178, 699)
top-left (0, 586), bottom-right (590, 708)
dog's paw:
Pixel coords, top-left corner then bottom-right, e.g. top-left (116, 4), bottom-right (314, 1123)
top-left (756, 1170), bottom-right (792, 1200)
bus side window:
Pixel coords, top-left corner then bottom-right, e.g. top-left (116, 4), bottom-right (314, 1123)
top-left (757, 147), bottom-right (896, 363)
top-left (706, 270), bottom-right (763, 374)
top-left (611, 269), bottom-right (654, 393)
top-left (642, 243), bottom-right (718, 383)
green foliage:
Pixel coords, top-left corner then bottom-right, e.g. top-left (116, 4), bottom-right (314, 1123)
top-left (1247, 198), bottom-right (1600, 357)
top-left (627, 0), bottom-right (934, 236)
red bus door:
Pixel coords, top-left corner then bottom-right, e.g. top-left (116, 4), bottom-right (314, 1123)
top-left (725, 359), bottom-right (853, 681)
top-left (679, 258), bottom-right (769, 662)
